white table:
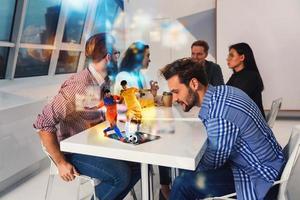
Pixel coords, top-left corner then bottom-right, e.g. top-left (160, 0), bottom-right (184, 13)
top-left (60, 106), bottom-right (207, 200)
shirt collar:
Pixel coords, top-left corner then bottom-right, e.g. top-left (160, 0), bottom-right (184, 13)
top-left (88, 63), bottom-right (105, 86)
top-left (198, 84), bottom-right (216, 120)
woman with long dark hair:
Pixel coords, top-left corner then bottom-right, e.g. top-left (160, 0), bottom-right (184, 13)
top-left (115, 41), bottom-right (150, 89)
top-left (226, 42), bottom-right (266, 118)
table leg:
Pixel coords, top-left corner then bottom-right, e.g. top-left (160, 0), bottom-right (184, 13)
top-left (171, 167), bottom-right (179, 185)
top-left (141, 163), bottom-right (149, 200)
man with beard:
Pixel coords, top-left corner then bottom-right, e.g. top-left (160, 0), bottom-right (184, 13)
top-left (160, 58), bottom-right (285, 200)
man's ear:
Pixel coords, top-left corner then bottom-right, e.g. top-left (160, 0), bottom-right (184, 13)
top-left (105, 54), bottom-right (111, 62)
top-left (189, 78), bottom-right (199, 91)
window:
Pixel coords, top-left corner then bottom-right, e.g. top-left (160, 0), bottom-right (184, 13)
top-left (92, 0), bottom-right (119, 34)
top-left (21, 0), bottom-right (61, 44)
top-left (14, 48), bottom-right (52, 78)
top-left (62, 2), bottom-right (88, 43)
top-left (0, 0), bottom-right (16, 41)
top-left (1, 0), bottom-right (125, 79)
top-left (55, 51), bottom-right (80, 74)
top-left (0, 48), bottom-right (9, 79)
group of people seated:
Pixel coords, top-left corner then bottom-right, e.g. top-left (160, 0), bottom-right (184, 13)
top-left (34, 33), bottom-right (285, 200)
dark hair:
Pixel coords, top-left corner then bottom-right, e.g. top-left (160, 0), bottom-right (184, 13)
top-left (120, 80), bottom-right (127, 86)
top-left (119, 41), bottom-right (149, 72)
top-left (104, 89), bottom-right (111, 94)
top-left (191, 40), bottom-right (209, 53)
top-left (160, 58), bottom-right (208, 87)
top-left (229, 42), bottom-right (264, 90)
top-left (85, 33), bottom-right (114, 63)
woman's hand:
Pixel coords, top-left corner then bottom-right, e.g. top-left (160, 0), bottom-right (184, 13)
top-left (150, 80), bottom-right (159, 97)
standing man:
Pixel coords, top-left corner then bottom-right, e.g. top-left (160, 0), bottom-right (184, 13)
top-left (34, 33), bottom-right (140, 200)
top-left (191, 40), bottom-right (224, 86)
top-left (160, 58), bottom-right (285, 200)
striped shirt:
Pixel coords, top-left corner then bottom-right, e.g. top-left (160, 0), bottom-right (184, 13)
top-left (198, 85), bottom-right (285, 200)
top-left (34, 68), bottom-right (109, 142)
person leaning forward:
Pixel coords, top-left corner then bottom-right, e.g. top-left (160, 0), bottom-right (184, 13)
top-left (34, 33), bottom-right (140, 200)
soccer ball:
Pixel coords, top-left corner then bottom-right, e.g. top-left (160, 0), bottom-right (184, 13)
top-left (128, 134), bottom-right (138, 144)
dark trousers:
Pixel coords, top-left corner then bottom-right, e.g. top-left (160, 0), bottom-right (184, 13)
top-left (159, 166), bottom-right (171, 185)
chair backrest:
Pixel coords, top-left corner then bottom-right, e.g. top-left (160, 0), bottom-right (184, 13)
top-left (41, 143), bottom-right (100, 184)
top-left (277, 126), bottom-right (300, 200)
top-left (266, 98), bottom-right (282, 128)
top-left (286, 149), bottom-right (300, 199)
top-left (41, 143), bottom-right (59, 174)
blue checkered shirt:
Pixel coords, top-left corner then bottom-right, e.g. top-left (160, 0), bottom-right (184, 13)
top-left (198, 85), bottom-right (285, 199)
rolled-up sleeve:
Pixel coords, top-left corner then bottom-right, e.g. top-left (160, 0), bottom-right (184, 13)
top-left (33, 82), bottom-right (77, 134)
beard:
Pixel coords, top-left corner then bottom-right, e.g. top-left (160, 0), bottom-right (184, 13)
top-left (180, 87), bottom-right (198, 112)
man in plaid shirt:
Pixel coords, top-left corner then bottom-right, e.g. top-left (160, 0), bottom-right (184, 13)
top-left (160, 58), bottom-right (285, 200)
top-left (34, 33), bottom-right (140, 200)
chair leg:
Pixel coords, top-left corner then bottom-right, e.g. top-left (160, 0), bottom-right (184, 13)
top-left (92, 185), bottom-right (97, 200)
top-left (78, 177), bottom-right (99, 200)
top-left (90, 178), bottom-right (98, 200)
top-left (76, 177), bottom-right (82, 200)
top-left (45, 174), bottom-right (55, 200)
top-left (130, 189), bottom-right (138, 200)
top-left (149, 166), bottom-right (154, 200)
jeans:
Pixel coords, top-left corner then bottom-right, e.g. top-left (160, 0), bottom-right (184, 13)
top-left (65, 153), bottom-right (140, 200)
top-left (169, 164), bottom-right (235, 200)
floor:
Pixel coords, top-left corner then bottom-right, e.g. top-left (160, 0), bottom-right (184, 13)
top-left (0, 119), bottom-right (299, 200)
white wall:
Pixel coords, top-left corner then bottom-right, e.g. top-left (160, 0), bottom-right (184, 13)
top-left (0, 75), bottom-right (70, 192)
top-left (217, 0), bottom-right (300, 110)
top-left (124, 0), bottom-right (216, 92)
top-left (0, 100), bottom-right (46, 187)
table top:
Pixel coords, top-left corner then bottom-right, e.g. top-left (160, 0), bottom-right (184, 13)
top-left (60, 106), bottom-right (207, 170)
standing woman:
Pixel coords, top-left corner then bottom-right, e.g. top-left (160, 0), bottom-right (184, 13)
top-left (226, 42), bottom-right (266, 119)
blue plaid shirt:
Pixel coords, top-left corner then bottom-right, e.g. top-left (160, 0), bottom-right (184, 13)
top-left (198, 85), bottom-right (285, 200)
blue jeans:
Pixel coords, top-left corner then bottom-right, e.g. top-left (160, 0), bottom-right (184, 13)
top-left (169, 164), bottom-right (235, 200)
top-left (65, 153), bottom-right (140, 200)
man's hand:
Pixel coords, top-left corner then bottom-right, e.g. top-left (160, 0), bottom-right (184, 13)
top-left (57, 160), bottom-right (80, 182)
top-left (38, 131), bottom-right (80, 182)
